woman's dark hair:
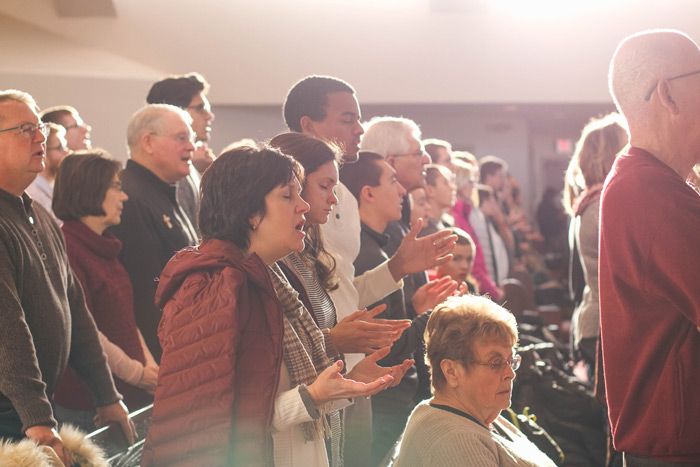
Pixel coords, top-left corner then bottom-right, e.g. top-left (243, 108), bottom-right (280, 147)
top-left (269, 132), bottom-right (339, 291)
top-left (198, 143), bottom-right (299, 250)
top-left (52, 149), bottom-right (121, 221)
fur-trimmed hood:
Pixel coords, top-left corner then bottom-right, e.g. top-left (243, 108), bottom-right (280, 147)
top-left (0, 425), bottom-right (108, 467)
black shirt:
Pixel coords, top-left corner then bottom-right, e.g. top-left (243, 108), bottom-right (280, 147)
top-left (109, 160), bottom-right (198, 360)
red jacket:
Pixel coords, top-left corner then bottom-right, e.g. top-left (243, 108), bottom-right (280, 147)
top-left (599, 148), bottom-right (700, 462)
top-left (142, 239), bottom-right (284, 467)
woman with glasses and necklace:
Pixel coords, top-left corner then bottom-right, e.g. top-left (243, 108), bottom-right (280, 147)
top-left (394, 295), bottom-right (556, 467)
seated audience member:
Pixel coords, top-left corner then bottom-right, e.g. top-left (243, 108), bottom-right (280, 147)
top-left (473, 184), bottom-right (510, 286)
top-left (40, 105), bottom-right (92, 150)
top-left (394, 295), bottom-right (557, 467)
top-left (408, 187), bottom-right (429, 229)
top-left (435, 228), bottom-right (478, 295)
top-left (25, 122), bottom-right (69, 216)
top-left (564, 113), bottom-right (627, 373)
top-left (110, 104), bottom-right (199, 361)
top-left (51, 151), bottom-right (159, 431)
top-left (341, 152), bottom-right (456, 464)
top-left (421, 164), bottom-right (457, 236)
top-left (424, 138), bottom-right (453, 169)
top-left (0, 90), bottom-right (133, 466)
top-left (452, 159), bottom-right (502, 300)
top-left (147, 72), bottom-right (216, 227)
top-left (143, 145), bottom-right (409, 467)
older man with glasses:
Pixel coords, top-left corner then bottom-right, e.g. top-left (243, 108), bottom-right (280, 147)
top-left (109, 104), bottom-right (199, 362)
top-left (0, 90), bottom-right (134, 464)
top-left (600, 29), bottom-right (700, 466)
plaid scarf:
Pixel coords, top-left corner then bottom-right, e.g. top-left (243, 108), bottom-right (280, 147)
top-left (269, 264), bottom-right (332, 443)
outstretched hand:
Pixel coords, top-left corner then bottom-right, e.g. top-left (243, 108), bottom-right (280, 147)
top-left (329, 304), bottom-right (411, 354)
top-left (307, 360), bottom-right (394, 405)
top-left (411, 276), bottom-right (458, 314)
top-left (389, 219), bottom-right (457, 280)
top-left (348, 346), bottom-right (414, 388)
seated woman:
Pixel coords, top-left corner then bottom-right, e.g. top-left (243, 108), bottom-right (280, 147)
top-left (394, 295), bottom-right (556, 467)
top-left (142, 144), bottom-right (408, 467)
top-left (51, 150), bottom-right (158, 431)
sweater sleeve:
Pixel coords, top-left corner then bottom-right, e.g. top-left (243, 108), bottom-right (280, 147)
top-left (0, 238), bottom-right (55, 430)
top-left (66, 262), bottom-right (121, 407)
top-left (354, 260), bottom-right (403, 309)
top-left (98, 331), bottom-right (144, 386)
top-left (271, 387), bottom-right (315, 433)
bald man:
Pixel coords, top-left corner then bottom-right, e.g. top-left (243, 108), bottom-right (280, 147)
top-left (600, 30), bottom-right (700, 466)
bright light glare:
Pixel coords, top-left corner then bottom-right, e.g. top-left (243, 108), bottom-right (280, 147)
top-left (490, 0), bottom-right (627, 19)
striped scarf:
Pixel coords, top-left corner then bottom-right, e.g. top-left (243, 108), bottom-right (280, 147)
top-left (268, 264), bottom-right (332, 443)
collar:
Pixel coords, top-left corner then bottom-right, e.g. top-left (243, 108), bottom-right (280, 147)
top-left (125, 159), bottom-right (178, 204)
top-left (61, 220), bottom-right (122, 260)
top-left (0, 188), bottom-right (35, 220)
top-left (361, 222), bottom-right (389, 247)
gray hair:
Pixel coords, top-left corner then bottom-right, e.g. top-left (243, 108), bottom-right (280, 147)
top-left (0, 90), bottom-right (39, 124)
top-left (126, 104), bottom-right (192, 154)
top-left (360, 116), bottom-right (422, 158)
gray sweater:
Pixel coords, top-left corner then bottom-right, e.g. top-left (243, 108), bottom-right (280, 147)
top-left (0, 189), bottom-right (119, 432)
top-left (394, 401), bottom-right (556, 467)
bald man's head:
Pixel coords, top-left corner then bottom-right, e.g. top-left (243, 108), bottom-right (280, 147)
top-left (609, 30), bottom-right (700, 121)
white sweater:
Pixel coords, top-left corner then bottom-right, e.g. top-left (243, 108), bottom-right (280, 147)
top-left (394, 401), bottom-right (557, 467)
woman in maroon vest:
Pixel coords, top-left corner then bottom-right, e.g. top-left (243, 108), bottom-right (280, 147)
top-left (51, 150), bottom-right (158, 431)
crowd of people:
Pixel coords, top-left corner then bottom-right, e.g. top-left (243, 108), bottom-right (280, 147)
top-left (0, 28), bottom-right (698, 467)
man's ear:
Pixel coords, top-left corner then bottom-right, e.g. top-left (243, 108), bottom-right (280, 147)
top-left (360, 185), bottom-right (374, 205)
top-left (142, 132), bottom-right (155, 155)
top-left (658, 79), bottom-right (680, 115)
top-left (300, 116), bottom-right (317, 136)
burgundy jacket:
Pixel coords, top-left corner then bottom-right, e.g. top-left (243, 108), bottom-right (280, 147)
top-left (142, 239), bottom-right (284, 467)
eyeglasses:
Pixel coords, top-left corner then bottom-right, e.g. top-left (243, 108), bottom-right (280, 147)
top-left (186, 103), bottom-right (212, 114)
top-left (153, 132), bottom-right (196, 145)
top-left (472, 354), bottom-right (521, 372)
top-left (644, 68), bottom-right (700, 101)
top-left (392, 150), bottom-right (427, 159)
top-left (108, 180), bottom-right (123, 192)
top-left (0, 122), bottom-right (49, 139)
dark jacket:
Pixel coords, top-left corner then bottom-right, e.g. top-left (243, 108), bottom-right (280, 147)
top-left (142, 239), bottom-right (284, 467)
top-left (109, 160), bottom-right (198, 361)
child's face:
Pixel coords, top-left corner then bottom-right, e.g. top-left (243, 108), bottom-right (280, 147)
top-left (436, 242), bottom-right (474, 283)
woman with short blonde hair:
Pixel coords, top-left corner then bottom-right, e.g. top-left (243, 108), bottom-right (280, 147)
top-left (394, 295), bottom-right (556, 467)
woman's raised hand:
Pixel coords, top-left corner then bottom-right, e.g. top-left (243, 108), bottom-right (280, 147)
top-left (306, 359), bottom-right (394, 405)
top-left (329, 304), bottom-right (411, 354)
top-left (348, 346), bottom-right (414, 388)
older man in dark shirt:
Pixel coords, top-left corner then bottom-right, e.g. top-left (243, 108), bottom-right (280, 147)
top-left (0, 89), bottom-right (133, 464)
top-left (110, 104), bottom-right (199, 361)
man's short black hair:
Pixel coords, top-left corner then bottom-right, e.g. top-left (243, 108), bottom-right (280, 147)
top-left (53, 150), bottom-right (121, 221)
top-left (146, 72), bottom-right (210, 109)
top-left (199, 144), bottom-right (299, 250)
top-left (338, 151), bottom-right (384, 205)
top-left (283, 75), bottom-right (355, 132)
top-left (479, 155), bottom-right (508, 183)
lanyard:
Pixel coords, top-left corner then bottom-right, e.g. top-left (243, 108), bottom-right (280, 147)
top-left (429, 403), bottom-right (487, 429)
top-left (428, 403), bottom-right (514, 442)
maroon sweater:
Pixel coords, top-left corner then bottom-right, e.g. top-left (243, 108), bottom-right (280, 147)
top-left (599, 148), bottom-right (700, 462)
top-left (53, 220), bottom-right (151, 410)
